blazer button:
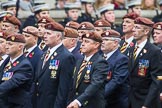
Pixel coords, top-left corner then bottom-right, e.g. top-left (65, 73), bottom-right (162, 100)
top-left (37, 93), bottom-right (39, 96)
top-left (84, 101), bottom-right (88, 105)
top-left (36, 82), bottom-right (39, 85)
top-left (76, 92), bottom-right (78, 95)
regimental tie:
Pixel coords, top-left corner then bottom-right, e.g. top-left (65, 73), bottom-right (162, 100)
top-left (23, 50), bottom-right (29, 57)
top-left (103, 54), bottom-right (107, 60)
top-left (120, 41), bottom-right (128, 53)
top-left (42, 50), bottom-right (50, 68)
top-left (76, 60), bottom-right (87, 89)
top-left (0, 56), bottom-right (3, 61)
top-left (133, 46), bottom-right (139, 60)
top-left (4, 61), bottom-right (12, 72)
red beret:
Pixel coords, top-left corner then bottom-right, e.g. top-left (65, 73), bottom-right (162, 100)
top-left (65, 21), bottom-right (80, 30)
top-left (6, 33), bottom-right (26, 43)
top-left (64, 28), bottom-right (78, 38)
top-left (153, 22), bottom-right (162, 30)
top-left (37, 16), bottom-right (55, 24)
top-left (134, 17), bottom-right (154, 27)
top-left (78, 22), bottom-right (94, 30)
top-left (94, 19), bottom-right (111, 27)
top-left (3, 15), bottom-right (21, 27)
top-left (45, 22), bottom-right (64, 32)
top-left (23, 26), bottom-right (39, 36)
top-left (82, 31), bottom-right (102, 43)
top-left (101, 29), bottom-right (120, 38)
top-left (123, 12), bottom-right (139, 20)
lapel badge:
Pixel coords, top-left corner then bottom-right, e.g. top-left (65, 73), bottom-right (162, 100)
top-left (143, 49), bottom-right (147, 53)
top-left (54, 52), bottom-right (57, 56)
top-left (51, 56), bottom-right (54, 60)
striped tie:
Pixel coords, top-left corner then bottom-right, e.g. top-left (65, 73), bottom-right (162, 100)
top-left (103, 54), bottom-right (107, 60)
top-left (133, 46), bottom-right (139, 60)
top-left (42, 50), bottom-right (50, 68)
top-left (76, 60), bottom-right (87, 88)
top-left (0, 56), bottom-right (3, 61)
top-left (120, 42), bottom-right (128, 53)
top-left (23, 50), bottom-right (29, 57)
top-left (4, 61), bottom-right (12, 72)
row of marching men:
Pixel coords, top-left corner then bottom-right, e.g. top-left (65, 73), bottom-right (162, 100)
top-left (1, 11), bottom-right (162, 108)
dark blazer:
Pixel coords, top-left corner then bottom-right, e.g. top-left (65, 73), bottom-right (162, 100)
top-left (105, 49), bottom-right (129, 108)
top-left (0, 55), bottom-right (33, 108)
top-left (26, 46), bottom-right (43, 108)
top-left (0, 56), bottom-right (10, 82)
top-left (71, 45), bottom-right (83, 61)
top-left (120, 39), bottom-right (136, 56)
top-left (0, 56), bottom-right (10, 108)
top-left (69, 52), bottom-right (108, 108)
top-left (35, 45), bottom-right (75, 108)
top-left (128, 41), bottom-right (162, 108)
top-left (26, 46), bottom-right (43, 75)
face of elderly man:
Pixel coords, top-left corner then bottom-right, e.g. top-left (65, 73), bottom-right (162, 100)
top-left (153, 29), bottom-right (162, 44)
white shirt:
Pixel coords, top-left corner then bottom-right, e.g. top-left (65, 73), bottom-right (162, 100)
top-left (135, 39), bottom-right (147, 58)
top-left (74, 54), bottom-right (93, 107)
top-left (25, 44), bottom-right (37, 56)
top-left (68, 46), bottom-right (76, 53)
top-left (84, 54), bottom-right (93, 62)
top-left (47, 43), bottom-right (63, 60)
top-left (0, 55), bottom-right (8, 66)
top-left (125, 36), bottom-right (134, 48)
top-left (105, 48), bottom-right (118, 60)
top-left (10, 54), bottom-right (23, 63)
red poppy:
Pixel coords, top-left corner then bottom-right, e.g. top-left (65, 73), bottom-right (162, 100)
top-left (29, 52), bottom-right (34, 58)
top-left (13, 62), bottom-right (18, 67)
top-left (130, 42), bottom-right (134, 47)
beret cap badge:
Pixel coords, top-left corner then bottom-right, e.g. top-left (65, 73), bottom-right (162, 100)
top-left (98, 21), bottom-right (103, 26)
top-left (42, 19), bottom-right (46, 23)
top-left (82, 24), bottom-right (86, 29)
top-left (11, 36), bottom-right (15, 41)
top-left (157, 25), bottom-right (162, 29)
top-left (106, 31), bottom-right (109, 36)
